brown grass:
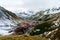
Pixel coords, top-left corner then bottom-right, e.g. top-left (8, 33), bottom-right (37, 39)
top-left (0, 35), bottom-right (48, 40)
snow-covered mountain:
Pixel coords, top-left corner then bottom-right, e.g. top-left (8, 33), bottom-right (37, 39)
top-left (0, 7), bottom-right (16, 25)
top-left (0, 6), bottom-right (20, 35)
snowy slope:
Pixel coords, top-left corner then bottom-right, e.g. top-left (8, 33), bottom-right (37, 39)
top-left (0, 6), bottom-right (18, 35)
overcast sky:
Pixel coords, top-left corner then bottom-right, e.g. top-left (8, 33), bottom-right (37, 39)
top-left (0, 0), bottom-right (60, 12)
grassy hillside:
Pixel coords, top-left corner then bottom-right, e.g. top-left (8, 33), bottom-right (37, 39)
top-left (0, 35), bottom-right (48, 40)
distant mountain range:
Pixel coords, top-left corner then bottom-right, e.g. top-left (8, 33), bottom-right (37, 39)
top-left (16, 11), bottom-right (34, 19)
